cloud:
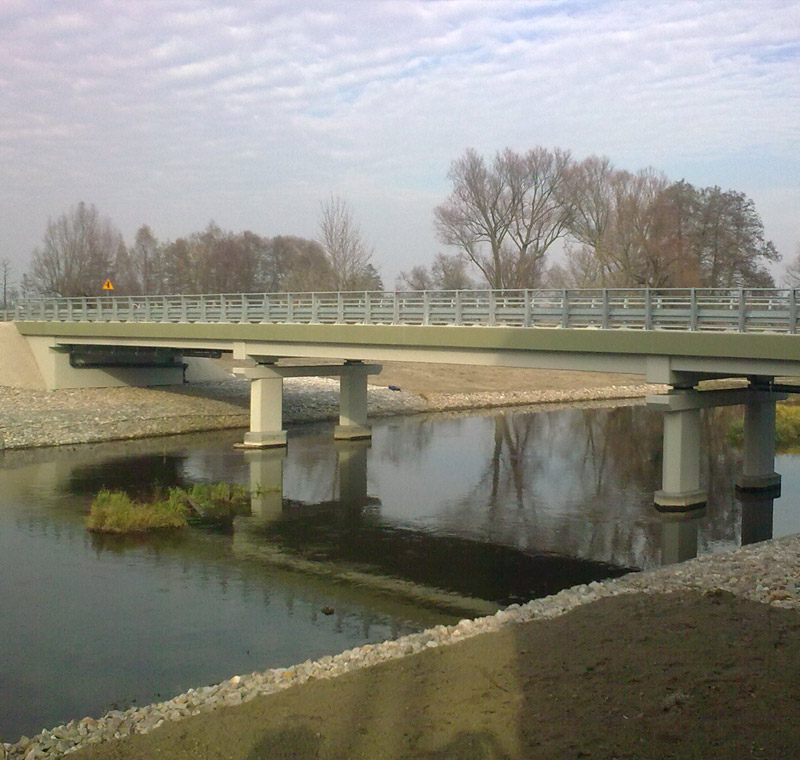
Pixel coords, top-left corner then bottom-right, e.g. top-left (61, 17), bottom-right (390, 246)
top-left (0, 0), bottom-right (798, 281)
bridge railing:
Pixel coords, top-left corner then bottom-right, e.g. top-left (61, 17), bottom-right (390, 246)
top-left (5, 288), bottom-right (799, 333)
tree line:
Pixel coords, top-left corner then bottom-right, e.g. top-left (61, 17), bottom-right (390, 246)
top-left (14, 146), bottom-right (794, 300)
top-left (404, 148), bottom-right (783, 291)
top-left (21, 196), bottom-right (380, 298)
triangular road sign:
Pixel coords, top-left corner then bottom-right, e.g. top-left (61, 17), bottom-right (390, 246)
top-left (102, 279), bottom-right (115, 291)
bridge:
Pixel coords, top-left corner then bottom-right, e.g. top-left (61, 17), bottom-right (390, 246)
top-left (7, 287), bottom-right (800, 512)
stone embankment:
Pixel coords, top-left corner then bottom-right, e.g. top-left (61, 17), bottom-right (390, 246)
top-left (0, 375), bottom-right (662, 450)
top-left (3, 534), bottom-right (798, 759)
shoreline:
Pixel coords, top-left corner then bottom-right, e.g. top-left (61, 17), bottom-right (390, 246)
top-left (4, 534), bottom-right (798, 759)
top-left (0, 376), bottom-right (664, 451)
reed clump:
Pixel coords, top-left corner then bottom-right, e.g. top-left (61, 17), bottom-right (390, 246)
top-left (86, 482), bottom-right (252, 533)
top-left (86, 489), bottom-right (189, 533)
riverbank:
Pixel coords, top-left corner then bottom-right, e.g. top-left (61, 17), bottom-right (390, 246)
top-left (4, 535), bottom-right (799, 760)
top-left (0, 362), bottom-right (659, 449)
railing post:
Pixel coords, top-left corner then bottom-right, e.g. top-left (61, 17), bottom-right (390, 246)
top-left (287, 293), bottom-right (294, 323)
top-left (455, 291), bottom-right (463, 324)
top-left (422, 291), bottom-right (430, 325)
top-left (690, 288), bottom-right (698, 331)
top-left (601, 290), bottom-right (609, 329)
top-left (523, 289), bottom-right (532, 327)
top-left (180, 296), bottom-right (188, 323)
top-left (488, 290), bottom-right (496, 325)
top-left (393, 292), bottom-right (399, 325)
top-left (644, 288), bottom-right (652, 330)
top-left (263, 294), bottom-right (271, 323)
top-left (790, 289), bottom-right (797, 334)
top-left (738, 288), bottom-right (746, 332)
top-left (364, 291), bottom-right (372, 324)
top-left (311, 293), bottom-right (319, 323)
top-left (561, 289), bottom-right (569, 328)
top-left (337, 292), bottom-right (344, 323)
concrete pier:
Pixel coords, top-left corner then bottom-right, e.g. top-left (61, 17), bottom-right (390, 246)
top-left (235, 361), bottom-right (381, 448)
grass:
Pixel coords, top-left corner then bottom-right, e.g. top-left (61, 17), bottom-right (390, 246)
top-left (86, 489), bottom-right (189, 533)
top-left (728, 402), bottom-right (800, 451)
top-left (86, 482), bottom-right (252, 534)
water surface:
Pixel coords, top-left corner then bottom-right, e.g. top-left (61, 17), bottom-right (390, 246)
top-left (2, 401), bottom-right (798, 740)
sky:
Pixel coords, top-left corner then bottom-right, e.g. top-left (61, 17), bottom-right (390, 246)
top-left (1, 0), bottom-right (799, 289)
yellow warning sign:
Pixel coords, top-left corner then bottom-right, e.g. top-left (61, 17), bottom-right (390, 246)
top-left (102, 279), bottom-right (115, 291)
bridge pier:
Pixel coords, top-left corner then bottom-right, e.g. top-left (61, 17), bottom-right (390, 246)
top-left (654, 405), bottom-right (707, 511)
top-left (736, 394), bottom-right (781, 495)
top-left (648, 383), bottom-right (786, 512)
top-left (234, 361), bottom-right (381, 448)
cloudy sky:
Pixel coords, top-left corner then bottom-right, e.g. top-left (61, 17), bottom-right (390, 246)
top-left (1, 0), bottom-right (798, 288)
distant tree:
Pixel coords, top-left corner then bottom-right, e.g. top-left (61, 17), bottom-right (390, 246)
top-left (398, 253), bottom-right (475, 290)
top-left (28, 202), bottom-right (124, 296)
top-left (318, 195), bottom-right (379, 290)
top-left (434, 147), bottom-right (572, 289)
top-left (1, 258), bottom-right (13, 308)
top-left (563, 158), bottom-right (683, 287)
top-left (783, 244), bottom-right (800, 287)
top-left (682, 185), bottom-right (779, 287)
top-left (128, 225), bottom-right (165, 294)
top-left (271, 236), bottom-right (334, 292)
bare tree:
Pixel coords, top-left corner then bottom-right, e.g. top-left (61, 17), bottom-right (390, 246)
top-left (1, 258), bottom-right (13, 308)
top-left (434, 147), bottom-right (573, 289)
top-left (28, 202), bottom-right (124, 296)
top-left (398, 253), bottom-right (474, 291)
top-left (318, 195), bottom-right (377, 290)
top-left (783, 244), bottom-right (800, 287)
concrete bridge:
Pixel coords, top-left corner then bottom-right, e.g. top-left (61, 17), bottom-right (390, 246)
top-left (7, 287), bottom-right (800, 512)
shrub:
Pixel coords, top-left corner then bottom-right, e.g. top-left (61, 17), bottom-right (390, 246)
top-left (87, 489), bottom-right (189, 533)
top-left (728, 402), bottom-right (800, 451)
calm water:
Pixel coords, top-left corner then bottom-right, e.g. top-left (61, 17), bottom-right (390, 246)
top-left (2, 401), bottom-right (799, 740)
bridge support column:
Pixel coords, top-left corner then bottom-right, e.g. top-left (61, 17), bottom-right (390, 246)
top-left (334, 362), bottom-right (373, 440)
top-left (238, 365), bottom-right (287, 448)
top-left (245, 448), bottom-right (285, 521)
top-left (655, 407), bottom-right (707, 511)
top-left (736, 396), bottom-right (781, 495)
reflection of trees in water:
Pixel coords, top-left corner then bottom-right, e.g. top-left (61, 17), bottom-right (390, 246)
top-left (438, 404), bottom-right (755, 570)
top-left (375, 415), bottom-right (439, 467)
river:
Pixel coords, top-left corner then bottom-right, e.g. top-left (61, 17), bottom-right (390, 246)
top-left (1, 400), bottom-right (799, 741)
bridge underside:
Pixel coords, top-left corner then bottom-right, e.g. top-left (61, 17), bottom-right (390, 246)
top-left (14, 321), bottom-right (800, 512)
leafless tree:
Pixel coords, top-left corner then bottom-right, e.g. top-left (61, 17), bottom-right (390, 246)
top-left (1, 258), bottom-right (13, 308)
top-left (398, 253), bottom-right (474, 291)
top-left (28, 202), bottom-right (124, 296)
top-left (783, 244), bottom-right (800, 287)
top-left (434, 147), bottom-right (573, 289)
top-left (318, 195), bottom-right (378, 290)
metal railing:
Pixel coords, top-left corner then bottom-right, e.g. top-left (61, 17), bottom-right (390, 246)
top-left (5, 288), bottom-right (800, 334)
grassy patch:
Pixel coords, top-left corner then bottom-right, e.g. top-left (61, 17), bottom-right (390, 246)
top-left (728, 402), bottom-right (800, 451)
top-left (86, 483), bottom-right (252, 534)
top-left (169, 483), bottom-right (251, 528)
top-left (86, 489), bottom-right (189, 533)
